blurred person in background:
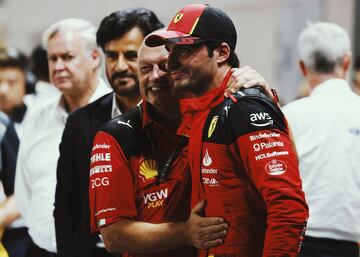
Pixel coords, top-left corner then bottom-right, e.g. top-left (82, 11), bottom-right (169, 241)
top-left (0, 111), bottom-right (27, 257)
top-left (352, 55), bottom-right (360, 95)
top-left (24, 45), bottom-right (59, 109)
top-left (0, 47), bottom-right (33, 257)
top-left (283, 22), bottom-right (360, 257)
top-left (54, 8), bottom-right (163, 257)
top-left (15, 18), bottom-right (111, 257)
top-left (0, 47), bottom-right (34, 137)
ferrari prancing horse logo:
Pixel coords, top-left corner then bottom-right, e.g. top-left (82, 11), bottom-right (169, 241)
top-left (173, 13), bottom-right (184, 23)
top-left (208, 116), bottom-right (219, 138)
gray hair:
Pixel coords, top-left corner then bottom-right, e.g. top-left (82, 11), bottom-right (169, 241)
top-left (42, 18), bottom-right (98, 53)
top-left (298, 22), bottom-right (351, 74)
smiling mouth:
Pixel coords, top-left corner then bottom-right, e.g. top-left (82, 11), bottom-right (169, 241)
top-left (149, 85), bottom-right (171, 92)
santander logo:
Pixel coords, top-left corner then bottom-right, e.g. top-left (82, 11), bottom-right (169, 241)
top-left (202, 149), bottom-right (212, 167)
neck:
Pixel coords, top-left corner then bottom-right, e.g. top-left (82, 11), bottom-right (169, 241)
top-left (308, 67), bottom-right (346, 89)
top-left (115, 94), bottom-right (141, 113)
top-left (152, 102), bottom-right (181, 132)
top-left (63, 78), bottom-right (98, 113)
top-left (203, 65), bottom-right (231, 95)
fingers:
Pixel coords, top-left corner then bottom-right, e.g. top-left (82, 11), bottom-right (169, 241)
top-left (201, 238), bottom-right (224, 249)
top-left (200, 223), bottom-right (228, 237)
top-left (191, 199), bottom-right (207, 215)
top-left (198, 217), bottom-right (226, 227)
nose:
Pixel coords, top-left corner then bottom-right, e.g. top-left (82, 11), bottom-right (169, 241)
top-left (54, 58), bottom-right (65, 70)
top-left (115, 55), bottom-right (129, 72)
top-left (149, 65), bottom-right (167, 82)
top-left (0, 81), bottom-right (9, 95)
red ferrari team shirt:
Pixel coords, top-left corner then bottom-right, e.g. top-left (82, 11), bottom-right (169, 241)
top-left (177, 72), bottom-right (309, 257)
top-left (89, 104), bottom-right (195, 257)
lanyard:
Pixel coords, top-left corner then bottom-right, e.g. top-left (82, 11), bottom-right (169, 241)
top-left (143, 128), bottom-right (188, 184)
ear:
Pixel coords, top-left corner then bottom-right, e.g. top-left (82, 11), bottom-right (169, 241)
top-left (342, 54), bottom-right (351, 72)
top-left (91, 49), bottom-right (101, 70)
top-left (215, 43), bottom-right (231, 65)
top-left (299, 60), bottom-right (307, 77)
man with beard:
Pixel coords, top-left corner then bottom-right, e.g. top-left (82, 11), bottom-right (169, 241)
top-left (145, 4), bottom-right (308, 257)
top-left (54, 9), bottom-right (163, 257)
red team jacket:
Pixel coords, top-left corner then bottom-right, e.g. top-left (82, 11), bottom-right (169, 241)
top-left (177, 72), bottom-right (309, 257)
top-left (89, 104), bottom-right (196, 257)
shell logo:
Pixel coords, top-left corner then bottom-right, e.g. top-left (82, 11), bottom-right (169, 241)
top-left (139, 159), bottom-right (158, 180)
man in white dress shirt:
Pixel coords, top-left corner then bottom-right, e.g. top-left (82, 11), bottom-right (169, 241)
top-left (283, 22), bottom-right (360, 257)
top-left (14, 18), bottom-right (111, 257)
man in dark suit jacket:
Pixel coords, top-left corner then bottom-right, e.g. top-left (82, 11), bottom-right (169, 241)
top-left (54, 9), bottom-right (164, 257)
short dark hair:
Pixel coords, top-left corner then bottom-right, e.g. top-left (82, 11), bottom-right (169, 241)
top-left (96, 8), bottom-right (164, 51)
top-left (354, 55), bottom-right (360, 71)
top-left (0, 47), bottom-right (28, 71)
top-left (30, 45), bottom-right (49, 82)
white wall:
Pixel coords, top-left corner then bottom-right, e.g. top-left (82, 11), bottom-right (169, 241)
top-left (0, 0), bottom-right (354, 102)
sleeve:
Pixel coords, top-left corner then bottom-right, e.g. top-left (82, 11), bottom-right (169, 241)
top-left (54, 118), bottom-right (78, 257)
top-left (14, 136), bottom-right (32, 218)
top-left (1, 121), bottom-right (19, 196)
top-left (89, 131), bottom-right (137, 233)
top-left (228, 96), bottom-right (308, 257)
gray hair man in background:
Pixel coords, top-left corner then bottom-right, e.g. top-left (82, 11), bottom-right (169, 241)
top-left (14, 18), bottom-right (110, 257)
top-left (283, 22), bottom-right (360, 257)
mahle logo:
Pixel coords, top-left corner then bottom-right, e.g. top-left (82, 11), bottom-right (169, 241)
top-left (208, 115), bottom-right (219, 138)
top-left (139, 159), bottom-right (158, 180)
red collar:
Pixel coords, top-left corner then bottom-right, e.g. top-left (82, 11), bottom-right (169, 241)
top-left (179, 69), bottom-right (232, 114)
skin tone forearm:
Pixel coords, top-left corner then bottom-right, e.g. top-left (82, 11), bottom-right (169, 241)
top-left (101, 200), bottom-right (228, 254)
top-left (0, 196), bottom-right (20, 227)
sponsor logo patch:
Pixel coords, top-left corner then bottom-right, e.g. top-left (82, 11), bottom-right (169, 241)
top-left (208, 116), bottom-right (219, 138)
top-left (202, 149), bottom-right (212, 167)
top-left (95, 207), bottom-right (116, 216)
top-left (91, 177), bottom-right (110, 189)
top-left (249, 132), bottom-right (280, 141)
top-left (265, 159), bottom-right (287, 175)
top-left (255, 151), bottom-right (289, 161)
top-left (139, 159), bottom-right (158, 180)
top-left (143, 188), bottom-right (168, 209)
top-left (91, 153), bottom-right (111, 164)
top-left (92, 143), bottom-right (110, 151)
top-left (253, 141), bottom-right (284, 152)
top-left (90, 165), bottom-right (112, 176)
top-left (250, 112), bottom-right (274, 127)
top-left (117, 120), bottom-right (133, 128)
top-left (203, 177), bottom-right (219, 187)
top-left (201, 168), bottom-right (218, 174)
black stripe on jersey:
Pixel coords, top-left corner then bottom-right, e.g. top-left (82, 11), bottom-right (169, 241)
top-left (99, 106), bottom-right (149, 159)
top-left (203, 87), bottom-right (287, 144)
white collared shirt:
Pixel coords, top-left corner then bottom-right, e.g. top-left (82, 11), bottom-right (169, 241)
top-left (283, 78), bottom-right (360, 242)
top-left (111, 93), bottom-right (122, 119)
top-left (14, 78), bottom-right (111, 252)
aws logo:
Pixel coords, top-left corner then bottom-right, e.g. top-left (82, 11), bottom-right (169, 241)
top-left (250, 112), bottom-right (274, 127)
top-left (139, 159), bottom-right (158, 181)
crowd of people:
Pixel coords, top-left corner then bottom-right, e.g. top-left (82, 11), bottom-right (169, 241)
top-left (0, 3), bottom-right (359, 257)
